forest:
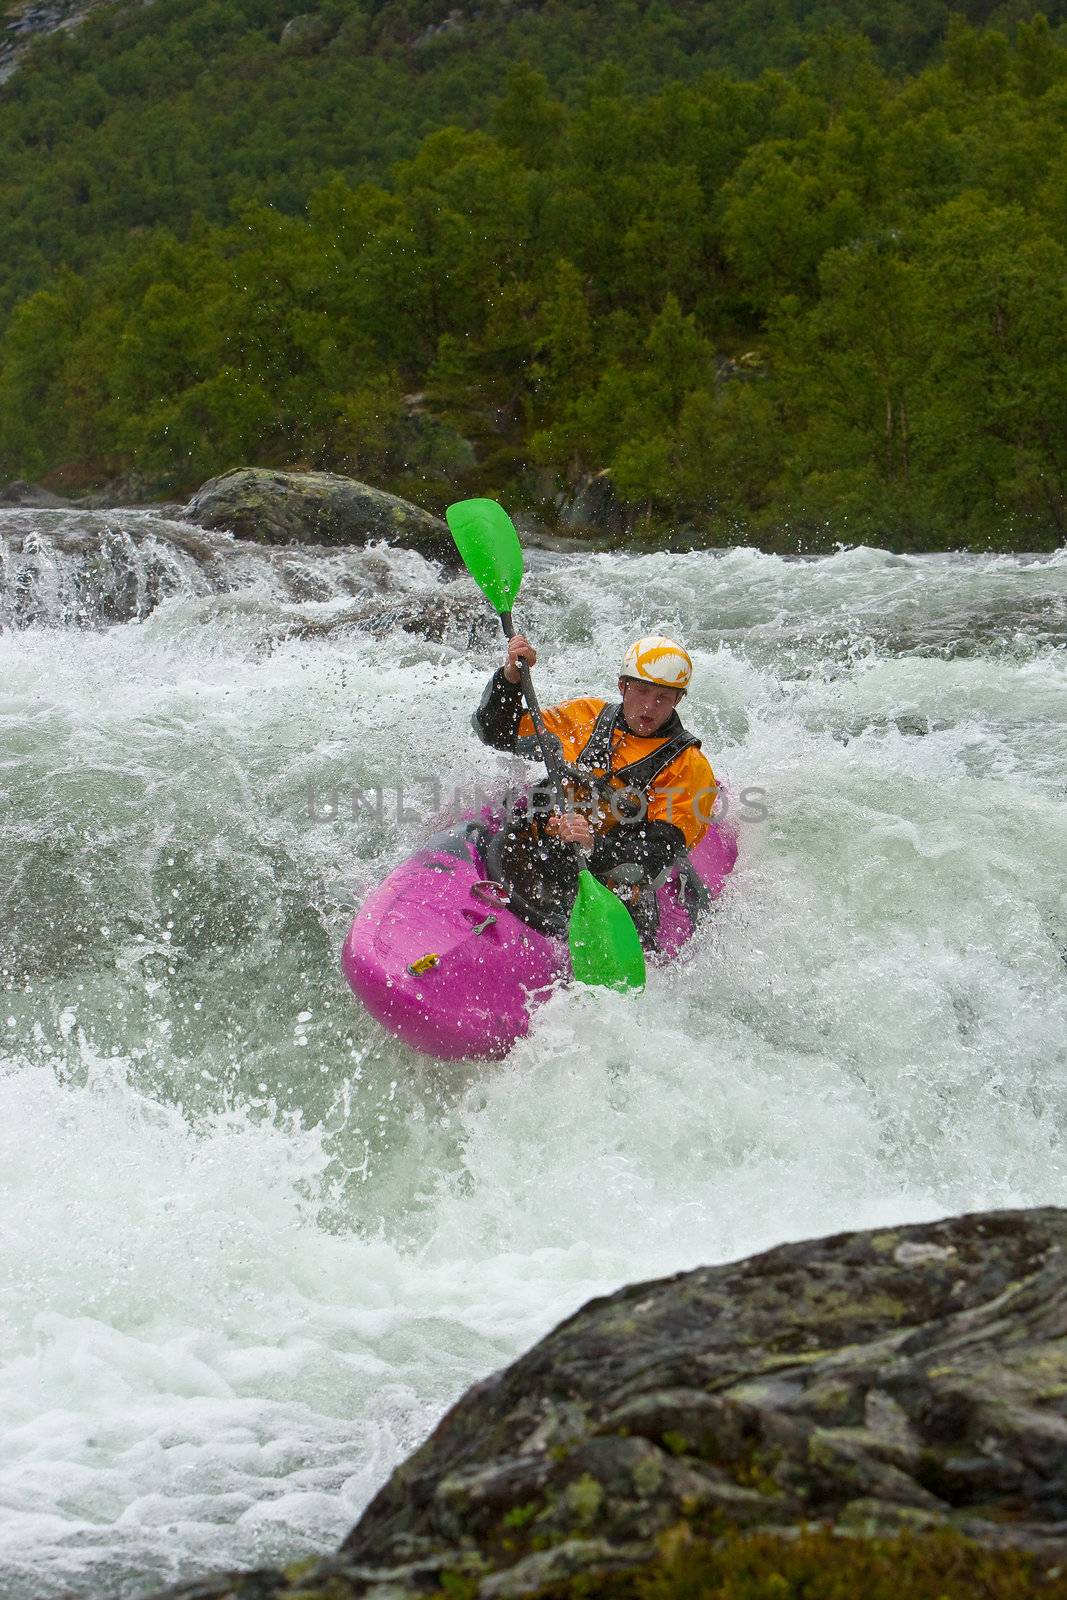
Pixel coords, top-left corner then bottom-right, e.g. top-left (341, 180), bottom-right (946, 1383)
top-left (1, 0), bottom-right (1066, 549)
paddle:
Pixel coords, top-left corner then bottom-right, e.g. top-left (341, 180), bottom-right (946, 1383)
top-left (445, 497), bottom-right (646, 991)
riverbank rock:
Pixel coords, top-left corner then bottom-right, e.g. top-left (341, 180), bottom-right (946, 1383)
top-left (551, 469), bottom-right (705, 551)
top-left (1, 478), bottom-right (72, 508)
top-left (0, 0), bottom-right (110, 85)
top-left (183, 469), bottom-right (455, 562)
top-left (278, 13), bottom-right (333, 53)
top-left (145, 1207), bottom-right (1067, 1600)
top-left (0, 510), bottom-right (484, 631)
top-left (557, 469), bottom-right (641, 539)
top-left (0, 511), bottom-right (240, 626)
top-left (74, 468), bottom-right (167, 509)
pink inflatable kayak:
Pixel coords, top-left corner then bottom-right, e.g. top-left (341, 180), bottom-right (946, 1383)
top-left (342, 810), bottom-right (737, 1060)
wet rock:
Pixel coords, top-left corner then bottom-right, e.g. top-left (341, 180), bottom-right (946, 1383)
top-left (0, 512), bottom-right (232, 626)
top-left (412, 7), bottom-right (465, 50)
top-left (75, 469), bottom-right (166, 509)
top-left (557, 469), bottom-right (641, 539)
top-left (0, 509), bottom-right (477, 631)
top-left (0, 0), bottom-right (111, 85)
top-left (183, 469), bottom-right (455, 563)
top-left (512, 512), bottom-right (616, 555)
top-left (139, 1208), bottom-right (1067, 1599)
top-left (0, 478), bottom-right (72, 508)
top-left (478, 1539), bottom-right (652, 1598)
top-left (278, 13), bottom-right (333, 53)
top-left (339, 1208), bottom-right (1067, 1571)
top-left (548, 473), bottom-right (710, 552)
top-left (289, 590), bottom-right (497, 647)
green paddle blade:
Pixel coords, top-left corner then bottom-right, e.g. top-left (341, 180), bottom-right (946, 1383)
top-left (446, 498), bottom-right (523, 615)
top-left (569, 869), bottom-right (647, 991)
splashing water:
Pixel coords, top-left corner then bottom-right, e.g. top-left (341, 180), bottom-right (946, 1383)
top-left (2, 511), bottom-right (1065, 1596)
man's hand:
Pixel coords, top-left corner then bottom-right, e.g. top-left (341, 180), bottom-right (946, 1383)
top-left (503, 634), bottom-right (537, 684)
top-left (546, 811), bottom-right (595, 852)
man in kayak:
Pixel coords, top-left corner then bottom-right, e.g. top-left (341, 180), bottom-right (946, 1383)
top-left (473, 635), bottom-right (717, 943)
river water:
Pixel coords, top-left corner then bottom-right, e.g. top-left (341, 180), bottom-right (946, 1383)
top-left (2, 509), bottom-right (1065, 1597)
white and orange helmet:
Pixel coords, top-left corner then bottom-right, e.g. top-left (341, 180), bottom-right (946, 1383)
top-left (620, 636), bottom-right (693, 693)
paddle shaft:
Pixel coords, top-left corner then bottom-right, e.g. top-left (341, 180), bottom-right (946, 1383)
top-left (445, 499), bottom-right (643, 986)
top-left (499, 610), bottom-right (569, 810)
top-left (498, 612), bottom-right (643, 988)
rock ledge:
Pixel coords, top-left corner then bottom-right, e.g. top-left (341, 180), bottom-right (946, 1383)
top-left (183, 468), bottom-right (455, 561)
top-left (144, 1208), bottom-right (1067, 1598)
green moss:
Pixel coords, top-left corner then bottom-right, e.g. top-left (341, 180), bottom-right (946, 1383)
top-left (281, 1558), bottom-right (320, 1581)
top-left (274, 1565), bottom-right (355, 1600)
top-left (437, 1573), bottom-right (479, 1600)
top-left (503, 1501), bottom-right (543, 1529)
top-left (565, 1474), bottom-right (605, 1528)
top-left (1012, 1347), bottom-right (1067, 1400)
top-left (808, 1289), bottom-right (911, 1327)
top-left (751, 1348), bottom-right (842, 1374)
top-left (520, 1527), bottom-right (1067, 1599)
top-left (632, 1455), bottom-right (664, 1497)
top-left (649, 1419), bottom-right (781, 1497)
top-left (730, 1446), bottom-right (783, 1497)
top-left (807, 1381), bottom-right (856, 1416)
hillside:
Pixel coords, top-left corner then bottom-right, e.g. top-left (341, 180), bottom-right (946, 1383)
top-left (2, 0), bottom-right (1067, 549)
top-left (3, 0), bottom-right (1067, 313)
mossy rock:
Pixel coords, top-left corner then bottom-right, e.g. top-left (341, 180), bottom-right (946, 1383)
top-left (142, 1211), bottom-right (1067, 1600)
top-left (499, 1526), bottom-right (1067, 1600)
top-left (183, 468), bottom-right (455, 562)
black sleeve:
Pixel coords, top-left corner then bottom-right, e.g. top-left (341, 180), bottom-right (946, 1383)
top-left (472, 667), bottom-right (526, 752)
top-left (591, 818), bottom-right (686, 883)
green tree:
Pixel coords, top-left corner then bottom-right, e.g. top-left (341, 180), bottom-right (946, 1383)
top-left (644, 293), bottom-right (713, 425)
top-left (677, 380), bottom-right (787, 523)
top-left (768, 233), bottom-right (923, 536)
top-left (722, 139), bottom-right (867, 310)
top-left (944, 16), bottom-right (1012, 92)
top-left (538, 258), bottom-right (594, 403)
top-left (490, 63), bottom-right (566, 168)
top-left (0, 273), bottom-right (91, 478)
top-left (913, 195), bottom-right (1067, 541)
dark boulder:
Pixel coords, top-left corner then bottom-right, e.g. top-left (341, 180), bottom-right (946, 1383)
top-left (412, 7), bottom-right (466, 50)
top-left (183, 468), bottom-right (456, 563)
top-left (1, 478), bottom-right (72, 508)
top-left (278, 13), bottom-right (333, 53)
top-left (341, 1206), bottom-right (1067, 1577)
top-left (557, 469), bottom-right (641, 539)
top-left (142, 1208), bottom-right (1067, 1599)
top-left (75, 469), bottom-right (165, 509)
top-left (0, 0), bottom-right (109, 84)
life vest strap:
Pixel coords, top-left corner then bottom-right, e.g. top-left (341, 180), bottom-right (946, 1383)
top-left (571, 702), bottom-right (700, 795)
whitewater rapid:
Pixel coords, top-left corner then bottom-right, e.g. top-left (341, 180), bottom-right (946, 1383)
top-left (2, 511), bottom-right (1065, 1597)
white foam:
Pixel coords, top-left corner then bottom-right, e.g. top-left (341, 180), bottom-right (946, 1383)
top-left (2, 536), bottom-right (1065, 1595)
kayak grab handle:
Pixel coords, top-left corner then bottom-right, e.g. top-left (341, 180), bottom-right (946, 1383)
top-left (471, 880), bottom-right (511, 907)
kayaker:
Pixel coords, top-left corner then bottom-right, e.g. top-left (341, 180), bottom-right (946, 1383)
top-left (473, 635), bottom-right (717, 943)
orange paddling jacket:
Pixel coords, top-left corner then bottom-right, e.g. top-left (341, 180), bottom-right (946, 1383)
top-left (473, 668), bottom-right (717, 885)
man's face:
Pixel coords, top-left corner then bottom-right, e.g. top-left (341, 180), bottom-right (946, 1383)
top-left (619, 677), bottom-right (683, 736)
